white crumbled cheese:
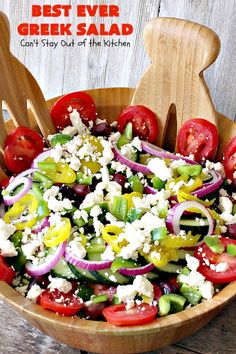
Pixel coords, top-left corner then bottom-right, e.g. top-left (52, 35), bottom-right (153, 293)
top-left (105, 212), bottom-right (118, 224)
top-left (93, 217), bottom-right (103, 236)
top-left (111, 160), bottom-right (126, 173)
top-left (99, 140), bottom-right (114, 165)
top-left (48, 276), bottom-right (72, 293)
top-left (117, 276), bottom-right (154, 305)
top-left (168, 180), bottom-right (187, 193)
top-left (120, 144), bottom-right (136, 160)
top-left (80, 189), bottom-right (104, 209)
top-left (61, 125), bottom-right (77, 137)
top-left (220, 212), bottom-right (236, 224)
top-left (147, 158), bottom-right (172, 181)
top-left (73, 209), bottom-right (88, 223)
top-left (199, 281), bottom-right (214, 300)
top-left (133, 275), bottom-right (154, 302)
top-left (67, 238), bottom-right (86, 259)
top-left (219, 225), bottom-right (227, 233)
top-left (219, 189), bottom-right (228, 197)
top-left (204, 161), bottom-right (225, 177)
top-left (132, 137), bottom-right (142, 151)
top-left (0, 219), bottom-right (16, 240)
top-left (100, 245), bottom-right (115, 261)
top-left (215, 262), bottom-right (229, 273)
top-left (43, 186), bottom-right (73, 212)
top-left (69, 109), bottom-right (89, 135)
top-left (101, 166), bottom-right (110, 184)
top-left (50, 145), bottom-right (63, 162)
top-left (49, 212), bottom-right (64, 227)
top-left (219, 197), bottom-right (233, 214)
top-left (69, 156), bottom-right (81, 171)
top-left (109, 131), bottom-right (121, 144)
top-left (179, 271), bottom-right (205, 287)
top-left (0, 238), bottom-right (18, 257)
top-left (27, 284), bottom-right (43, 303)
top-left (186, 254), bottom-right (200, 272)
top-left (90, 205), bottom-right (102, 217)
top-left (117, 284), bottom-right (138, 303)
top-left (169, 159), bottom-right (186, 169)
top-left (22, 240), bottom-right (41, 260)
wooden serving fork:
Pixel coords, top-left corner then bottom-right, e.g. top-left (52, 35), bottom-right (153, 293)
top-left (132, 17), bottom-right (220, 147)
top-left (0, 11), bottom-right (55, 180)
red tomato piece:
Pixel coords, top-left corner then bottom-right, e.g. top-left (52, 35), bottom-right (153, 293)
top-left (0, 176), bottom-right (11, 189)
top-left (0, 256), bottom-right (15, 285)
top-left (117, 105), bottom-right (158, 143)
top-left (194, 238), bottom-right (236, 283)
top-left (39, 289), bottom-right (84, 316)
top-left (50, 91), bottom-right (97, 131)
top-left (102, 303), bottom-right (158, 326)
top-left (177, 118), bottom-right (218, 162)
top-left (4, 127), bottom-right (44, 174)
top-left (223, 136), bottom-right (236, 180)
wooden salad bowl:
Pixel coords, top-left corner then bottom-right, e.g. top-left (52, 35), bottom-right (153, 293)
top-left (0, 12), bottom-right (236, 354)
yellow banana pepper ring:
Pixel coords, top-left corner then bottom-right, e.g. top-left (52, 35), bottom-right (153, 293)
top-left (123, 192), bottom-right (143, 210)
top-left (47, 162), bottom-right (76, 184)
top-left (43, 218), bottom-right (71, 247)
top-left (4, 194), bottom-right (38, 230)
top-left (180, 177), bottom-right (203, 193)
top-left (160, 232), bottom-right (200, 248)
top-left (80, 135), bottom-right (104, 174)
top-left (102, 225), bottom-right (126, 253)
top-left (143, 245), bottom-right (179, 268)
top-left (177, 191), bottom-right (215, 207)
top-left (166, 175), bottom-right (189, 195)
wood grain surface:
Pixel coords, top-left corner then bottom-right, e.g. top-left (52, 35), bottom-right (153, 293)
top-left (0, 0), bottom-right (236, 120)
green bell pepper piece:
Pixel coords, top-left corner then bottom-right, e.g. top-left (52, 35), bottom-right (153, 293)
top-left (151, 227), bottom-right (167, 241)
top-left (50, 134), bottom-right (72, 147)
top-left (180, 283), bottom-right (202, 305)
top-left (204, 235), bottom-right (224, 254)
top-left (152, 176), bottom-right (166, 190)
top-left (159, 294), bottom-right (186, 316)
top-left (126, 208), bottom-right (143, 222)
top-left (111, 196), bottom-right (128, 221)
top-left (111, 257), bottom-right (138, 273)
top-left (33, 171), bottom-right (53, 189)
top-left (92, 294), bottom-right (108, 304)
top-left (76, 172), bottom-right (93, 185)
top-left (226, 244), bottom-right (236, 256)
top-left (176, 164), bottom-right (202, 177)
top-left (128, 176), bottom-right (144, 193)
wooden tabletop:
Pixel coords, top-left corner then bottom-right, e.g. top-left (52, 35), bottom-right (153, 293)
top-left (0, 298), bottom-right (235, 354)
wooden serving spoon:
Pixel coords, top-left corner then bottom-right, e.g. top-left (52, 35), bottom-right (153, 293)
top-left (132, 17), bottom-right (220, 147)
top-left (0, 11), bottom-right (56, 180)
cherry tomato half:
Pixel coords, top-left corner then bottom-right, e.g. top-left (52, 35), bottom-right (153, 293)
top-left (223, 136), bottom-right (236, 180)
top-left (39, 289), bottom-right (84, 316)
top-left (177, 118), bottom-right (218, 162)
top-left (50, 91), bottom-right (97, 131)
top-left (102, 303), bottom-right (158, 326)
top-left (194, 238), bottom-right (236, 283)
top-left (0, 256), bottom-right (15, 285)
top-left (4, 127), bottom-right (44, 174)
top-left (117, 105), bottom-right (158, 143)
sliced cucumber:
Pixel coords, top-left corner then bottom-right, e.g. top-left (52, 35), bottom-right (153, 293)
top-left (68, 263), bottom-right (97, 282)
top-left (145, 272), bottom-right (159, 280)
top-left (158, 263), bottom-right (184, 274)
top-left (51, 257), bottom-right (78, 280)
top-left (88, 252), bottom-right (129, 285)
top-left (179, 217), bottom-right (209, 235)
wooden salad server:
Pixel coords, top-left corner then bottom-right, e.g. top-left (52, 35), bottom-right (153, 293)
top-left (0, 11), bottom-right (56, 180)
top-left (132, 17), bottom-right (220, 148)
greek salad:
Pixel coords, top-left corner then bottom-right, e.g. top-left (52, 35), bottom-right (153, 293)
top-left (0, 91), bottom-right (236, 326)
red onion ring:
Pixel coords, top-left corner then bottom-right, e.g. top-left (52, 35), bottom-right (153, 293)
top-left (145, 185), bottom-right (159, 195)
top-left (119, 263), bottom-right (155, 276)
top-left (113, 146), bottom-right (151, 174)
top-left (142, 141), bottom-right (198, 165)
top-left (166, 201), bottom-right (214, 236)
top-left (3, 177), bottom-right (33, 206)
top-left (16, 168), bottom-right (38, 179)
top-left (31, 149), bottom-right (53, 168)
top-left (25, 241), bottom-right (66, 277)
top-left (64, 251), bottom-right (112, 270)
top-left (192, 170), bottom-right (223, 198)
top-left (32, 217), bottom-right (50, 234)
